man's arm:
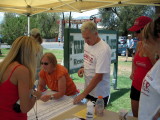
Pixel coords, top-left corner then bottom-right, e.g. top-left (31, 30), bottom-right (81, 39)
top-left (130, 39), bottom-right (134, 48)
top-left (81, 73), bottom-right (103, 96)
top-left (73, 73), bottom-right (103, 104)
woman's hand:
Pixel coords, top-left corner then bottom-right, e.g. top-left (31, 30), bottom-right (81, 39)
top-left (40, 95), bottom-right (51, 102)
top-left (130, 73), bottom-right (134, 80)
top-left (31, 90), bottom-right (42, 100)
top-left (33, 91), bottom-right (42, 100)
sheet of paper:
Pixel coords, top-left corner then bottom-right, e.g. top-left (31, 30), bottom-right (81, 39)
top-left (74, 108), bottom-right (96, 119)
top-left (28, 89), bottom-right (77, 120)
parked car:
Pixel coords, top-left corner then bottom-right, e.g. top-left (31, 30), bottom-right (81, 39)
top-left (118, 43), bottom-right (127, 56)
top-left (118, 36), bottom-right (127, 56)
top-left (0, 35), bottom-right (3, 43)
top-left (118, 36), bottom-right (127, 44)
top-left (121, 38), bottom-right (138, 56)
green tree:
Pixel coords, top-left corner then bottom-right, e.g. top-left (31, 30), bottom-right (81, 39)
top-left (99, 6), bottom-right (155, 36)
top-left (1, 12), bottom-right (60, 45)
top-left (1, 13), bottom-right (27, 45)
top-left (31, 13), bottom-right (60, 39)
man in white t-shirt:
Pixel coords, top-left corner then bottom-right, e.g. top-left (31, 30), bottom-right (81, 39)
top-left (73, 21), bottom-right (111, 107)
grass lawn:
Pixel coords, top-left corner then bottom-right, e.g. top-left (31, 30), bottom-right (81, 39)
top-left (108, 57), bottom-right (132, 112)
top-left (0, 48), bottom-right (133, 113)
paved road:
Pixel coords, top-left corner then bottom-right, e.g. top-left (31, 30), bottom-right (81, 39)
top-left (0, 43), bottom-right (10, 48)
top-left (0, 42), bottom-right (64, 63)
top-left (0, 42), bottom-right (64, 50)
top-left (42, 42), bottom-right (63, 50)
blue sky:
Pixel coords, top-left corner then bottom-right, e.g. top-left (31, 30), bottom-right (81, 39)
top-left (0, 9), bottom-right (99, 23)
top-left (0, 12), bottom-right (4, 23)
top-left (70, 9), bottom-right (99, 19)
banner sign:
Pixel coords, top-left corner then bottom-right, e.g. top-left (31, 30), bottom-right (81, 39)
top-left (64, 28), bottom-right (118, 73)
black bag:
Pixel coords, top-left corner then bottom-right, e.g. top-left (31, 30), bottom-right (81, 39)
top-left (13, 102), bottom-right (21, 113)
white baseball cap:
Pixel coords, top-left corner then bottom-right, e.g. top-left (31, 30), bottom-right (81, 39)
top-left (128, 34), bottom-right (132, 37)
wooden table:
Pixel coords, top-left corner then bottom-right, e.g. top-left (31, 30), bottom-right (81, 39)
top-left (52, 104), bottom-right (138, 120)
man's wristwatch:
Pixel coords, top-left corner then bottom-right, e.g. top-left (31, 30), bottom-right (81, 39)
top-left (50, 94), bottom-right (54, 100)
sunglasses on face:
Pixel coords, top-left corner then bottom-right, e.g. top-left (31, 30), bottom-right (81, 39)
top-left (41, 62), bottom-right (49, 65)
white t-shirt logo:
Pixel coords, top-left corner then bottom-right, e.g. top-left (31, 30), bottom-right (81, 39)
top-left (142, 79), bottom-right (150, 96)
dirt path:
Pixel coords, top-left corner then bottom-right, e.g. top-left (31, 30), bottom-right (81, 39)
top-left (118, 56), bottom-right (133, 76)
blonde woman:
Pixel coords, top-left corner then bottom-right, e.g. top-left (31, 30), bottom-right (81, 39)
top-left (0, 36), bottom-right (42, 120)
top-left (128, 16), bottom-right (153, 117)
top-left (138, 17), bottom-right (160, 120)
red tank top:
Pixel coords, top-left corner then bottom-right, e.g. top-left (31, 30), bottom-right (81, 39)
top-left (132, 52), bottom-right (153, 91)
top-left (0, 64), bottom-right (27, 120)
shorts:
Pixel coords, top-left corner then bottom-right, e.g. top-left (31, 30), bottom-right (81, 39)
top-left (86, 94), bottom-right (109, 108)
top-left (130, 85), bottom-right (140, 101)
top-left (127, 48), bottom-right (133, 55)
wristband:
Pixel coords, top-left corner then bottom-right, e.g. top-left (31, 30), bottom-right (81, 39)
top-left (31, 94), bottom-right (37, 99)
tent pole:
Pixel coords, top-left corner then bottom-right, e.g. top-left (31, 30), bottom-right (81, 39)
top-left (28, 15), bottom-right (30, 36)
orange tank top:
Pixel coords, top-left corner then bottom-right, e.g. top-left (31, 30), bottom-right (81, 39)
top-left (39, 64), bottom-right (77, 96)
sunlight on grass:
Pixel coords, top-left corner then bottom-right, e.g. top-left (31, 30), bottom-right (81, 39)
top-left (43, 49), bottom-right (64, 60)
top-left (0, 48), bottom-right (10, 59)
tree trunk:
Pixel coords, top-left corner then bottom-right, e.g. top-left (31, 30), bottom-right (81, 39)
top-left (155, 6), bottom-right (160, 17)
top-left (0, 42), bottom-right (2, 55)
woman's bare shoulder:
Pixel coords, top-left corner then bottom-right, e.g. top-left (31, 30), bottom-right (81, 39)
top-left (14, 65), bottom-right (30, 76)
top-left (8, 64), bottom-right (30, 85)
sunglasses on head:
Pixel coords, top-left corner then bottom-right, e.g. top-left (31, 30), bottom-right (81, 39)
top-left (41, 62), bottom-right (49, 65)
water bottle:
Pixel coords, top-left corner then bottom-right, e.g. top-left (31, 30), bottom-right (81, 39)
top-left (95, 96), bottom-right (104, 117)
top-left (86, 101), bottom-right (94, 120)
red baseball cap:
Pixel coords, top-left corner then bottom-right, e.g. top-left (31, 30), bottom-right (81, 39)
top-left (128, 16), bottom-right (152, 32)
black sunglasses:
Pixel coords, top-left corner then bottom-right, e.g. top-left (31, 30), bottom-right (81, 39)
top-left (41, 62), bottom-right (49, 65)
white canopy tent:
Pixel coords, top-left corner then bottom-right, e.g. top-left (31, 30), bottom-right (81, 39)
top-left (0, 0), bottom-right (159, 34)
top-left (0, 0), bottom-right (159, 16)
